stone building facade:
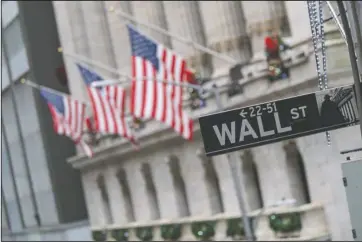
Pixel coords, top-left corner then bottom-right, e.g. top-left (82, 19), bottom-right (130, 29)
top-left (53, 1), bottom-right (359, 241)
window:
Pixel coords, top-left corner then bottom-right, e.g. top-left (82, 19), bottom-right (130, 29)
top-left (3, 17), bottom-right (29, 80)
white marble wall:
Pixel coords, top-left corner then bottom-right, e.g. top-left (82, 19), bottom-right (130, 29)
top-left (53, 0), bottom-right (313, 95)
top-left (131, 1), bottom-right (171, 47)
top-left (198, 1), bottom-right (251, 68)
top-left (52, 1), bottom-right (89, 102)
top-left (53, 3), bottom-right (354, 240)
top-left (81, 1), bottom-right (118, 77)
top-left (242, 1), bottom-right (289, 54)
top-left (163, 1), bottom-right (212, 76)
top-left (104, 1), bottom-right (133, 75)
top-left (81, 125), bottom-right (357, 240)
top-left (82, 137), bottom-right (310, 221)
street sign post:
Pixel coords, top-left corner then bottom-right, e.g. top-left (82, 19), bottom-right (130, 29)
top-left (199, 83), bottom-right (361, 156)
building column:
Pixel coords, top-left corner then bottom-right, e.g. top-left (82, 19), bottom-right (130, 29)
top-left (104, 1), bottom-right (133, 75)
top-left (252, 142), bottom-right (305, 207)
top-left (80, 169), bottom-right (108, 228)
top-left (239, 150), bottom-right (263, 210)
top-left (211, 154), bottom-right (241, 214)
top-left (103, 165), bottom-right (128, 225)
top-left (174, 145), bottom-right (213, 216)
top-left (198, 1), bottom-right (251, 69)
top-left (213, 151), bottom-right (263, 213)
top-left (149, 155), bottom-right (181, 219)
top-left (81, 1), bottom-right (118, 77)
top-left (126, 162), bottom-right (158, 221)
top-left (284, 1), bottom-right (312, 40)
top-left (241, 1), bottom-right (289, 54)
top-left (163, 1), bottom-right (212, 77)
top-left (131, 1), bottom-right (171, 47)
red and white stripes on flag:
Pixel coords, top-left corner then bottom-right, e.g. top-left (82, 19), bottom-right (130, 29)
top-left (128, 25), bottom-right (193, 140)
top-left (87, 85), bottom-right (136, 143)
top-left (39, 89), bottom-right (93, 157)
top-left (77, 64), bottom-right (137, 145)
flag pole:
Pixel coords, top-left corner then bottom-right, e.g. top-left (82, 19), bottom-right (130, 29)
top-left (212, 87), bottom-right (255, 241)
top-left (22, 78), bottom-right (208, 120)
top-left (107, 6), bottom-right (238, 65)
top-left (20, 79), bottom-right (86, 102)
top-left (59, 48), bottom-right (210, 92)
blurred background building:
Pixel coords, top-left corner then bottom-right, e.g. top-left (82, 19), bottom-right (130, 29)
top-left (1, 1), bottom-right (90, 240)
top-left (2, 1), bottom-right (361, 241)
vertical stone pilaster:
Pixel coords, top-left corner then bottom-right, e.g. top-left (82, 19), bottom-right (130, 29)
top-left (240, 150), bottom-right (263, 211)
top-left (163, 1), bottom-right (212, 77)
top-left (127, 162), bottom-right (155, 221)
top-left (242, 1), bottom-right (289, 54)
top-left (131, 1), bottom-right (171, 47)
top-left (81, 1), bottom-right (118, 77)
top-left (103, 165), bottom-right (127, 225)
top-left (66, 2), bottom-right (91, 58)
top-left (213, 151), bottom-right (263, 213)
top-left (176, 145), bottom-right (213, 216)
top-left (81, 169), bottom-right (107, 227)
top-left (211, 154), bottom-right (241, 214)
top-left (284, 1), bottom-right (312, 40)
top-left (150, 156), bottom-right (180, 219)
top-left (104, 1), bottom-right (133, 75)
top-left (198, 1), bottom-right (251, 69)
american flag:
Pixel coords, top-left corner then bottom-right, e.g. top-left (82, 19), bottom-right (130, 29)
top-left (76, 64), bottom-right (136, 144)
top-left (40, 88), bottom-right (93, 157)
top-left (127, 25), bottom-right (193, 140)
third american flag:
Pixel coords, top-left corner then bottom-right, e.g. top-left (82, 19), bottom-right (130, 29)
top-left (127, 25), bottom-right (193, 140)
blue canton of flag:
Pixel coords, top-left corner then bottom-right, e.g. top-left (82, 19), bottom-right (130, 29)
top-left (39, 88), bottom-right (92, 156)
top-left (76, 63), bottom-right (104, 86)
top-left (40, 89), bottom-right (66, 114)
top-left (127, 25), bottom-right (159, 71)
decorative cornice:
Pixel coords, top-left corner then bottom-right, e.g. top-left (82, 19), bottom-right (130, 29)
top-left (208, 36), bottom-right (251, 54)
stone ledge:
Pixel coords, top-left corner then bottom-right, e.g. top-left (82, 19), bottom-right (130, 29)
top-left (247, 16), bottom-right (289, 36)
top-left (208, 35), bottom-right (251, 54)
top-left (91, 202), bottom-right (329, 241)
